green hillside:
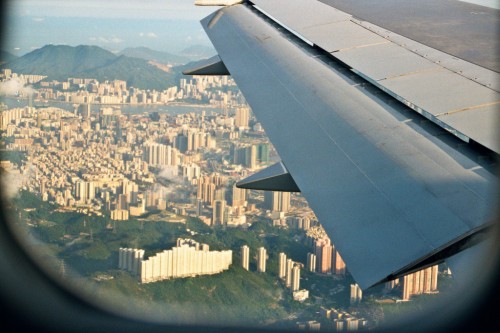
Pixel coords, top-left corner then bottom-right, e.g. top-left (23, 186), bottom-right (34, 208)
top-left (4, 44), bottom-right (116, 78)
top-left (2, 44), bottom-right (179, 91)
top-left (118, 47), bottom-right (190, 65)
top-left (10, 191), bottom-right (308, 328)
top-left (0, 50), bottom-right (18, 64)
top-left (7, 190), bottom-right (448, 329)
top-left (179, 44), bottom-right (216, 60)
top-left (84, 55), bottom-right (177, 91)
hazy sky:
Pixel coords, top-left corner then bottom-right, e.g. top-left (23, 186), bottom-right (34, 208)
top-left (6, 0), bottom-right (215, 20)
top-left (2, 0), bottom-right (499, 56)
top-left (460, 0), bottom-right (500, 9)
top-left (2, 0), bottom-right (217, 55)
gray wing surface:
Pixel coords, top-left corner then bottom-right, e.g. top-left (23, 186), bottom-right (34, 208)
top-left (196, 0), bottom-right (498, 289)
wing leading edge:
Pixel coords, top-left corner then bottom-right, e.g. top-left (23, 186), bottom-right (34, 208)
top-left (194, 1), bottom-right (498, 289)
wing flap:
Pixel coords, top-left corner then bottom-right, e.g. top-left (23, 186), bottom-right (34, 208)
top-left (182, 55), bottom-right (230, 75)
top-left (236, 161), bottom-right (300, 192)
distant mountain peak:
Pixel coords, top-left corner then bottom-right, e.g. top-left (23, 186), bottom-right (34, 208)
top-left (118, 47), bottom-right (190, 66)
top-left (179, 44), bottom-right (216, 60)
top-left (0, 50), bottom-right (18, 64)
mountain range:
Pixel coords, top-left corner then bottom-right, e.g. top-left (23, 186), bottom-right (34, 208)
top-left (0, 45), bottom-right (197, 91)
top-left (178, 45), bottom-right (216, 60)
top-left (118, 47), bottom-right (190, 66)
top-left (0, 50), bottom-right (18, 65)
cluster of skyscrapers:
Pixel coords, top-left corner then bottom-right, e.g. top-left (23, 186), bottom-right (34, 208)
top-left (350, 284), bottom-right (363, 304)
top-left (304, 227), bottom-right (346, 276)
top-left (385, 265), bottom-right (439, 301)
top-left (196, 173), bottom-right (226, 205)
top-left (278, 252), bottom-right (302, 292)
top-left (0, 67), bottom-right (244, 107)
top-left (231, 142), bottom-right (270, 169)
top-left (264, 191), bottom-right (291, 214)
top-left (194, 173), bottom-right (249, 227)
top-left (142, 142), bottom-right (180, 167)
top-left (0, 107), bottom-right (25, 131)
top-left (240, 245), bottom-right (268, 273)
top-left (320, 307), bottom-right (369, 331)
top-left (240, 247), bottom-right (308, 301)
top-left (119, 238), bottom-right (232, 283)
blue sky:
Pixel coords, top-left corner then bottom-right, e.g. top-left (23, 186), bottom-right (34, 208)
top-left (2, 0), bottom-right (217, 55)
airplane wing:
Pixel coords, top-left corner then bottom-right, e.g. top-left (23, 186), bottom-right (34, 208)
top-left (186, 0), bottom-right (499, 289)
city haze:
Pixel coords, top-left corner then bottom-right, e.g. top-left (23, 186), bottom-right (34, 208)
top-left (3, 0), bottom-right (215, 56)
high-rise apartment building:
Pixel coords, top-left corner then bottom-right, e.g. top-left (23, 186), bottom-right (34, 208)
top-left (264, 190), bottom-right (291, 213)
top-left (212, 200), bottom-right (226, 226)
top-left (241, 245), bottom-right (250, 271)
top-left (350, 284), bottom-right (362, 304)
top-left (75, 180), bottom-right (95, 203)
top-left (118, 248), bottom-right (145, 275)
top-left (307, 253), bottom-right (317, 273)
top-left (196, 199), bottom-right (203, 217)
top-left (332, 247), bottom-right (346, 275)
top-left (279, 252), bottom-right (287, 279)
top-left (214, 188), bottom-right (226, 202)
top-left (257, 247), bottom-right (267, 273)
top-left (235, 107), bottom-right (250, 128)
top-left (292, 265), bottom-right (301, 292)
top-left (232, 144), bottom-right (257, 169)
top-left (256, 143), bottom-right (269, 164)
top-left (174, 133), bottom-right (188, 153)
top-left (385, 279), bottom-right (399, 291)
top-left (78, 103), bottom-right (91, 119)
top-left (119, 239), bottom-right (232, 283)
top-left (197, 181), bottom-right (216, 204)
top-left (287, 216), bottom-right (312, 230)
top-left (232, 183), bottom-right (247, 207)
top-left (400, 265), bottom-right (439, 301)
top-left (315, 238), bottom-right (332, 274)
top-left (181, 163), bottom-right (201, 181)
top-left (197, 174), bottom-right (226, 205)
top-left (286, 258), bottom-right (294, 287)
top-left (143, 142), bottom-right (178, 167)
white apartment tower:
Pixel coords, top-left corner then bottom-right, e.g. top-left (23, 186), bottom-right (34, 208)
top-left (257, 247), bottom-right (267, 273)
top-left (279, 252), bottom-right (287, 279)
top-left (241, 245), bottom-right (250, 271)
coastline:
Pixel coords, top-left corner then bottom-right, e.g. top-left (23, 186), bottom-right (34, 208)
top-left (0, 96), bottom-right (226, 114)
top-left (1, 96), bottom-right (222, 109)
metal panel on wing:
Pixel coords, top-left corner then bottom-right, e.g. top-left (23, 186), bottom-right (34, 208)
top-left (352, 19), bottom-right (500, 92)
top-left (379, 68), bottom-right (499, 115)
top-left (438, 105), bottom-right (500, 152)
top-left (249, 0), bottom-right (500, 154)
top-left (251, 0), bottom-right (350, 31)
top-left (333, 43), bottom-right (441, 81)
top-left (300, 21), bottom-right (389, 52)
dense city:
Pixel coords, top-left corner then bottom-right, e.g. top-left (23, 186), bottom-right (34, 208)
top-left (0, 66), bottom-right (453, 331)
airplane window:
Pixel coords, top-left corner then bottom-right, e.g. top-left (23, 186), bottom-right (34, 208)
top-left (0, 0), bottom-right (499, 332)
